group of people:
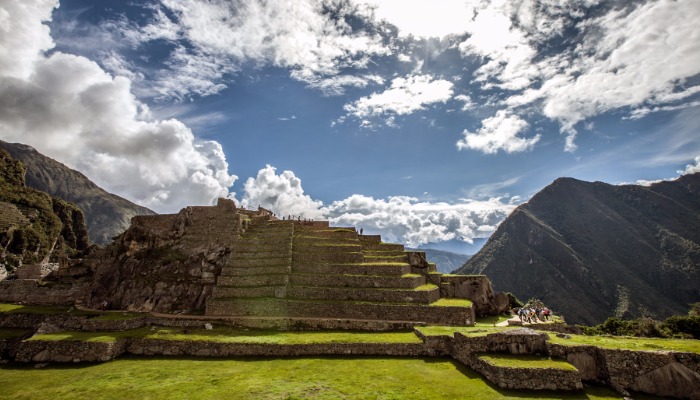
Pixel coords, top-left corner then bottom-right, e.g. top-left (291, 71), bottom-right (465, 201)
top-left (516, 306), bottom-right (551, 323)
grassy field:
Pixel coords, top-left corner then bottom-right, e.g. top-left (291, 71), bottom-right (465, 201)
top-left (478, 354), bottom-right (578, 370)
top-left (0, 356), bottom-right (626, 400)
top-left (0, 303), bottom-right (85, 315)
top-left (27, 327), bottom-right (424, 345)
top-left (0, 328), bottom-right (30, 340)
top-left (548, 333), bottom-right (700, 354)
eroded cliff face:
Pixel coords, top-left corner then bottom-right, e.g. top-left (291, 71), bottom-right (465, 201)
top-left (88, 199), bottom-right (248, 313)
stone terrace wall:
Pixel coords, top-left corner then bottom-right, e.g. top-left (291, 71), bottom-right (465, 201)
top-left (12, 337), bottom-right (432, 363)
top-left (0, 312), bottom-right (421, 332)
top-left (0, 280), bottom-right (87, 305)
top-left (548, 342), bottom-right (700, 400)
top-left (466, 355), bottom-right (583, 391)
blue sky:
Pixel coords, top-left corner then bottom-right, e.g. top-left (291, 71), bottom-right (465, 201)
top-left (1, 0), bottom-right (699, 253)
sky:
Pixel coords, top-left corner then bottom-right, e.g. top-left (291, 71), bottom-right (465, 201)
top-left (0, 0), bottom-right (699, 254)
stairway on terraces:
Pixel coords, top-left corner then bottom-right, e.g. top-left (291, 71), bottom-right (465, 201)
top-left (206, 217), bottom-right (474, 325)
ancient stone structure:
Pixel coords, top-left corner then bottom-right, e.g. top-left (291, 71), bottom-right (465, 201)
top-left (86, 199), bottom-right (507, 325)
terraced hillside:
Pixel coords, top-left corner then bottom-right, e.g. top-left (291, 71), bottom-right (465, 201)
top-left (207, 218), bottom-right (475, 325)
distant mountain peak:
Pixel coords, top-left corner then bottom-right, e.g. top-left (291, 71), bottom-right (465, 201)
top-left (455, 174), bottom-right (700, 325)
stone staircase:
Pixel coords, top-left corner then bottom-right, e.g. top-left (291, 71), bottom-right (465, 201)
top-left (207, 218), bottom-right (474, 325)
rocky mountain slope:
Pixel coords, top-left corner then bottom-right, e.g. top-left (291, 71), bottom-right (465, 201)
top-left (0, 149), bottom-right (89, 276)
top-left (0, 141), bottom-right (155, 244)
top-left (455, 174), bottom-right (700, 325)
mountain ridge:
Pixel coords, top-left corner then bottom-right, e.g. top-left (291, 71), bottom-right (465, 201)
top-left (455, 174), bottom-right (700, 325)
top-left (0, 141), bottom-right (156, 244)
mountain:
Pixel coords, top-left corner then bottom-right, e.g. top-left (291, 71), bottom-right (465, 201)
top-left (0, 149), bottom-right (89, 275)
top-left (407, 248), bottom-right (471, 273)
top-left (455, 174), bottom-right (700, 325)
top-left (0, 141), bottom-right (155, 244)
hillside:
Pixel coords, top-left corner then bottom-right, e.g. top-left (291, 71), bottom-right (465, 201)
top-left (0, 149), bottom-right (89, 274)
top-left (0, 141), bottom-right (155, 244)
top-left (455, 174), bottom-right (700, 325)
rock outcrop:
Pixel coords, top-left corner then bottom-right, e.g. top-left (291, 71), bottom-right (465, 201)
top-left (0, 149), bottom-right (90, 282)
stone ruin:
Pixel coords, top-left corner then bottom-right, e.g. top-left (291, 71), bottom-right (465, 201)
top-left (0, 198), bottom-right (508, 325)
top-left (86, 198), bottom-right (509, 325)
top-left (2, 199), bottom-right (700, 399)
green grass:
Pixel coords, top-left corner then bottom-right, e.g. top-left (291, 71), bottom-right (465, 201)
top-left (416, 325), bottom-right (508, 337)
top-left (0, 356), bottom-right (626, 399)
top-left (548, 333), bottom-right (700, 354)
top-left (478, 354), bottom-right (578, 371)
top-left (0, 328), bottom-right (30, 340)
top-left (430, 298), bottom-right (473, 307)
top-left (28, 327), bottom-right (423, 345)
top-left (413, 284), bottom-right (438, 291)
top-left (0, 303), bottom-right (93, 315)
top-left (90, 312), bottom-right (144, 321)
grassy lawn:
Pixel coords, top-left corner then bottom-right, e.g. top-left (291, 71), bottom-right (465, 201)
top-left (0, 303), bottom-right (82, 315)
top-left (28, 327), bottom-right (424, 345)
top-left (0, 328), bottom-right (31, 340)
top-left (416, 325), bottom-right (508, 337)
top-left (0, 356), bottom-right (626, 400)
top-left (430, 298), bottom-right (473, 307)
top-left (548, 333), bottom-right (700, 354)
top-left (416, 316), bottom-right (514, 337)
top-left (478, 354), bottom-right (578, 371)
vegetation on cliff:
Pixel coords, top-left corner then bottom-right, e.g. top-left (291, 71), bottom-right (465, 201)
top-left (0, 149), bottom-right (89, 271)
top-left (0, 141), bottom-right (155, 244)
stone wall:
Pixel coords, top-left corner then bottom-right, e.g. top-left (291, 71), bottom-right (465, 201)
top-left (464, 354), bottom-right (583, 391)
top-left (14, 339), bottom-right (128, 362)
top-left (11, 336), bottom-right (432, 363)
top-left (0, 312), bottom-right (422, 332)
top-left (207, 298), bottom-right (475, 326)
top-left (439, 275), bottom-right (510, 316)
top-left (453, 328), bottom-right (549, 355)
top-left (0, 280), bottom-right (87, 305)
top-left (548, 342), bottom-right (700, 399)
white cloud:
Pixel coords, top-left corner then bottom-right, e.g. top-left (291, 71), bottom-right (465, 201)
top-left (454, 94), bottom-right (475, 111)
top-left (240, 165), bottom-right (325, 219)
top-left (343, 74), bottom-right (454, 124)
top-left (456, 110), bottom-right (540, 154)
top-left (324, 194), bottom-right (515, 247)
top-left (352, 0), bottom-right (472, 38)
top-left (502, 0), bottom-right (700, 149)
top-left (679, 156), bottom-right (700, 176)
top-left (122, 0), bottom-right (388, 99)
top-left (0, 0), bottom-right (236, 213)
top-left (302, 74), bottom-right (384, 96)
top-left (239, 165), bottom-right (515, 247)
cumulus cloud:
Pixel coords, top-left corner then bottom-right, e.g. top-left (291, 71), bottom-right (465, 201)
top-left (325, 194), bottom-right (515, 247)
top-left (456, 110), bottom-right (540, 154)
top-left (0, 0), bottom-right (236, 213)
top-left (240, 165), bottom-right (325, 219)
top-left (239, 166), bottom-right (516, 247)
top-left (679, 156), bottom-right (700, 176)
top-left (343, 74), bottom-right (454, 125)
